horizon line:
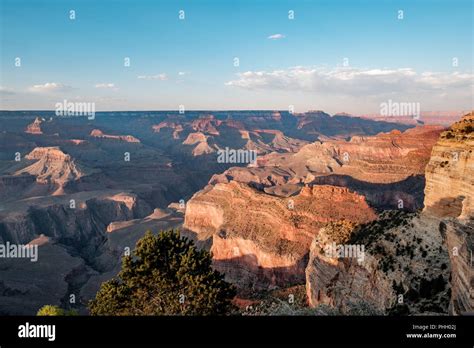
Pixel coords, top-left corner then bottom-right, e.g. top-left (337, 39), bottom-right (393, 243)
top-left (0, 109), bottom-right (467, 115)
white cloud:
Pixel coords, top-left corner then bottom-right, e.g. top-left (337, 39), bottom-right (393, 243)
top-left (137, 74), bottom-right (168, 81)
top-left (178, 72), bottom-right (186, 76)
top-left (0, 86), bottom-right (15, 95)
top-left (225, 66), bottom-right (474, 98)
top-left (267, 34), bottom-right (285, 40)
top-left (29, 82), bottom-right (72, 93)
top-left (95, 83), bottom-right (116, 89)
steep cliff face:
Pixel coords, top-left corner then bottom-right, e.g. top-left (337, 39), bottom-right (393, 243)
top-left (423, 112), bottom-right (474, 315)
top-left (442, 218), bottom-right (474, 315)
top-left (305, 211), bottom-right (451, 314)
top-left (424, 113), bottom-right (474, 218)
top-left (0, 191), bottom-right (154, 314)
top-left (184, 181), bottom-right (376, 289)
top-left (0, 192), bottom-right (152, 248)
top-left (305, 229), bottom-right (394, 312)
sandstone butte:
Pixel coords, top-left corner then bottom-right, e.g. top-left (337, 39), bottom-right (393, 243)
top-left (182, 132), bottom-right (217, 156)
top-left (90, 129), bottom-right (140, 143)
top-left (15, 147), bottom-right (87, 189)
top-left (183, 181), bottom-right (377, 290)
top-left (25, 116), bottom-right (44, 135)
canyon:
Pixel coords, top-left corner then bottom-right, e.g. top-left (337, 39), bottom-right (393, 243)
top-left (0, 110), bottom-right (471, 315)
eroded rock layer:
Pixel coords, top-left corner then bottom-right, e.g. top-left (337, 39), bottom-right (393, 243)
top-left (423, 112), bottom-right (474, 315)
top-left (184, 181), bottom-right (376, 289)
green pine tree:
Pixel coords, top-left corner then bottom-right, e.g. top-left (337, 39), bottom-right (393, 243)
top-left (89, 229), bottom-right (236, 315)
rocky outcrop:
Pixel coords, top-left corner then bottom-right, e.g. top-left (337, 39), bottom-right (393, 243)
top-left (191, 115), bottom-right (221, 135)
top-left (423, 112), bottom-right (474, 315)
top-left (25, 117), bottom-right (43, 134)
top-left (90, 129), bottom-right (140, 143)
top-left (14, 147), bottom-right (90, 191)
top-left (152, 121), bottom-right (184, 139)
top-left (182, 132), bottom-right (217, 156)
top-left (424, 114), bottom-right (474, 218)
top-left (441, 218), bottom-right (474, 315)
top-left (184, 181), bottom-right (376, 290)
top-left (148, 111), bottom-right (410, 161)
top-left (306, 211), bottom-right (451, 314)
top-left (305, 227), bottom-right (394, 312)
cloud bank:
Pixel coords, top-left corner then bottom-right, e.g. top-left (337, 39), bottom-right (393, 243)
top-left (225, 66), bottom-right (473, 99)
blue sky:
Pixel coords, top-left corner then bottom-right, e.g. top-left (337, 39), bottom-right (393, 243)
top-left (1, 0), bottom-right (472, 113)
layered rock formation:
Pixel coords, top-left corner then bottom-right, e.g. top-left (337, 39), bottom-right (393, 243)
top-left (90, 129), bottom-right (140, 143)
top-left (182, 132), bottom-right (217, 156)
top-left (14, 147), bottom-right (90, 194)
top-left (184, 181), bottom-right (376, 290)
top-left (423, 112), bottom-right (473, 315)
top-left (149, 111), bottom-right (408, 159)
top-left (0, 188), bottom-right (183, 314)
top-left (212, 126), bottom-right (443, 210)
top-left (291, 110), bottom-right (412, 139)
top-left (1, 109), bottom-right (463, 315)
top-left (190, 115), bottom-right (221, 135)
top-left (305, 113), bottom-right (472, 315)
top-left (253, 125), bottom-right (443, 184)
top-left (424, 114), bottom-right (474, 218)
top-left (25, 117), bottom-right (43, 134)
